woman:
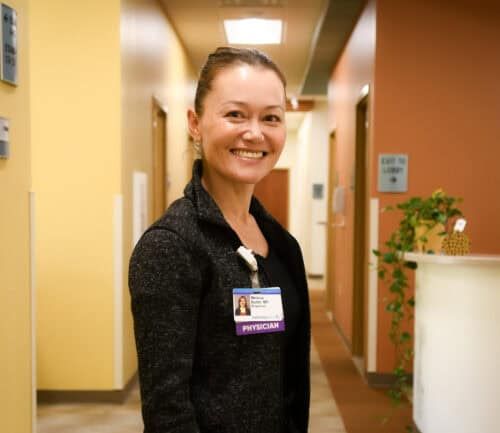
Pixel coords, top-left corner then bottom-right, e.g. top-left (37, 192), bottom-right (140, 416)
top-left (129, 47), bottom-right (310, 433)
top-left (235, 295), bottom-right (251, 316)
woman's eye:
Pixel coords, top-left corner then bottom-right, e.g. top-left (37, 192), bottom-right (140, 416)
top-left (225, 111), bottom-right (244, 119)
top-left (264, 114), bottom-right (282, 123)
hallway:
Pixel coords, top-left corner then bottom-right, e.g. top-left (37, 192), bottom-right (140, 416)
top-left (37, 288), bottom-right (411, 433)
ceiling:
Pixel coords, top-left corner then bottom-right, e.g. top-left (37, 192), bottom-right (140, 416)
top-left (160, 0), bottom-right (365, 98)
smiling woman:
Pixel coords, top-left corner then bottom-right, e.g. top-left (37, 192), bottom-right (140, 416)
top-left (129, 47), bottom-right (311, 433)
top-left (188, 63), bottom-right (286, 190)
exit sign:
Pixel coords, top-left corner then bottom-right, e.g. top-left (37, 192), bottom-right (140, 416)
top-left (378, 154), bottom-right (408, 193)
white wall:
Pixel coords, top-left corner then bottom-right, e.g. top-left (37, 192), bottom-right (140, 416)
top-left (308, 101), bottom-right (329, 275)
top-left (276, 130), bottom-right (297, 231)
top-left (290, 112), bottom-right (312, 269)
top-left (276, 130), bottom-right (297, 170)
top-left (287, 102), bottom-right (329, 277)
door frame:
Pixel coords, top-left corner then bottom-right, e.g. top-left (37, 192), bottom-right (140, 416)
top-left (152, 97), bottom-right (168, 221)
top-left (352, 93), bottom-right (370, 359)
top-left (326, 130), bottom-right (337, 312)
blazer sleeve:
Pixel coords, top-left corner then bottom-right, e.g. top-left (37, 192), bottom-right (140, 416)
top-left (129, 228), bottom-right (203, 433)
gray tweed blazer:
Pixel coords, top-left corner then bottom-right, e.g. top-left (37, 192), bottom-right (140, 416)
top-left (129, 160), bottom-right (310, 433)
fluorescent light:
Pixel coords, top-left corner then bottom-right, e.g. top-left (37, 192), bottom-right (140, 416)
top-left (290, 96), bottom-right (299, 110)
top-left (224, 18), bottom-right (282, 45)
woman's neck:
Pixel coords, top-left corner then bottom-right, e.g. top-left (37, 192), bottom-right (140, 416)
top-left (201, 165), bottom-right (255, 226)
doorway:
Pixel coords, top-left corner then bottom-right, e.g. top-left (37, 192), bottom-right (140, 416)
top-left (152, 98), bottom-right (167, 221)
top-left (352, 94), bottom-right (369, 361)
top-left (254, 168), bottom-right (289, 229)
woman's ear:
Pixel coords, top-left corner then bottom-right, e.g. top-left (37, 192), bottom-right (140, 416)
top-left (187, 108), bottom-right (201, 143)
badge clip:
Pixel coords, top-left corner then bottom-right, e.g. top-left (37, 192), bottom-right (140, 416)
top-left (236, 246), bottom-right (260, 288)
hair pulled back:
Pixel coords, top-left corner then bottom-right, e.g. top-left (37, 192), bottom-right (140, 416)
top-left (194, 46), bottom-right (287, 116)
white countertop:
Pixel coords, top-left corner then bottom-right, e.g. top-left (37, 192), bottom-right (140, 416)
top-left (405, 252), bottom-right (500, 266)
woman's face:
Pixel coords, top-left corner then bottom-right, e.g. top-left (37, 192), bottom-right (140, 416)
top-left (239, 297), bottom-right (247, 307)
top-left (189, 64), bottom-right (286, 185)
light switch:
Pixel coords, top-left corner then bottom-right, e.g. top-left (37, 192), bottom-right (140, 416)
top-left (0, 117), bottom-right (10, 159)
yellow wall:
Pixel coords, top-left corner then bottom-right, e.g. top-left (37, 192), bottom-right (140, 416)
top-left (0, 0), bottom-right (33, 430)
top-left (120, 0), bottom-right (196, 382)
top-left (30, 0), bottom-right (122, 389)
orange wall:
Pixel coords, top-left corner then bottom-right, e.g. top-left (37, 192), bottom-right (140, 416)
top-left (373, 0), bottom-right (500, 371)
top-left (329, 0), bottom-right (500, 373)
top-left (327, 0), bottom-right (376, 344)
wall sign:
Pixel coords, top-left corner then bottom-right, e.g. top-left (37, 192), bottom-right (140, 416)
top-left (378, 154), bottom-right (408, 192)
top-left (312, 183), bottom-right (324, 200)
top-left (1, 3), bottom-right (17, 85)
top-left (0, 116), bottom-right (9, 158)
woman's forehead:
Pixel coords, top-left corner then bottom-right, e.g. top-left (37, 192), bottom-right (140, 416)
top-left (208, 64), bottom-right (285, 106)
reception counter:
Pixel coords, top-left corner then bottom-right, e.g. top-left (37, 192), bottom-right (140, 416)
top-left (406, 253), bottom-right (500, 433)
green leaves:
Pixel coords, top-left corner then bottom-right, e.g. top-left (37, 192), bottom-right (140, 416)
top-left (376, 190), bottom-right (463, 418)
top-left (383, 252), bottom-right (398, 264)
top-left (386, 301), bottom-right (402, 312)
top-left (400, 332), bottom-right (411, 343)
top-left (404, 261), bottom-right (417, 270)
top-left (392, 267), bottom-right (405, 279)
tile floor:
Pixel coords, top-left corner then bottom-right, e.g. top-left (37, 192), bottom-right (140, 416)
top-left (37, 341), bottom-right (346, 433)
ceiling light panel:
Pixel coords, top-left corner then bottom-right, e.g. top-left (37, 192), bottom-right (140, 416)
top-left (224, 18), bottom-right (283, 44)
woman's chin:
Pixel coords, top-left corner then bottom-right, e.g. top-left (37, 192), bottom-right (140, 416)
top-left (227, 162), bottom-right (275, 185)
top-left (229, 171), bottom-right (268, 185)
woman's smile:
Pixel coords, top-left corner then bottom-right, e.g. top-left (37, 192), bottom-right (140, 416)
top-left (230, 148), bottom-right (267, 160)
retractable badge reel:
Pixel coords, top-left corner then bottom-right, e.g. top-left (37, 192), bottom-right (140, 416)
top-left (233, 246), bottom-right (285, 336)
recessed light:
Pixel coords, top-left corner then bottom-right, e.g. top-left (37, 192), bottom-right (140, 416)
top-left (224, 18), bottom-right (283, 45)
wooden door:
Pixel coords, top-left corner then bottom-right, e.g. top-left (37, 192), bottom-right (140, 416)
top-left (326, 132), bottom-right (337, 312)
top-left (254, 169), bottom-right (289, 229)
top-left (152, 98), bottom-right (167, 221)
top-left (352, 94), bottom-right (369, 358)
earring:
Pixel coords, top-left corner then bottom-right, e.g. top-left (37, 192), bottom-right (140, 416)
top-left (193, 139), bottom-right (202, 157)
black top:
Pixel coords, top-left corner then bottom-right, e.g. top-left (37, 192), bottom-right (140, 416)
top-left (256, 247), bottom-right (302, 429)
top-left (129, 160), bottom-right (310, 433)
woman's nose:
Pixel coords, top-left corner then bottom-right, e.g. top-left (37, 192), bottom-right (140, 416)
top-left (242, 120), bottom-right (264, 143)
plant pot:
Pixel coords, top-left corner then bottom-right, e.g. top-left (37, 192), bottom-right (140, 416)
top-left (414, 222), bottom-right (445, 253)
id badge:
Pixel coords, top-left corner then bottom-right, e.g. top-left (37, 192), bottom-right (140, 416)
top-left (232, 287), bottom-right (285, 336)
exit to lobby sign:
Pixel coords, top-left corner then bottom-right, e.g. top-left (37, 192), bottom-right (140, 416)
top-left (378, 154), bottom-right (408, 193)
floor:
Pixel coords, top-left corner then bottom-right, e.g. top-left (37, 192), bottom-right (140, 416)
top-left (310, 289), bottom-right (413, 433)
top-left (37, 285), bottom-right (412, 433)
top-left (37, 340), bottom-right (346, 433)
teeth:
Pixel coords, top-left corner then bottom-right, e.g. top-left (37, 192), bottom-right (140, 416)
top-left (232, 149), bottom-right (264, 159)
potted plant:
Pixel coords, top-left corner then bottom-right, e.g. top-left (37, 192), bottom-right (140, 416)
top-left (373, 189), bottom-right (463, 424)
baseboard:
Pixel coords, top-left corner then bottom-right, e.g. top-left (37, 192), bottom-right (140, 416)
top-left (366, 371), bottom-right (413, 389)
top-left (37, 372), bottom-right (138, 404)
top-left (365, 372), bottom-right (398, 388)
